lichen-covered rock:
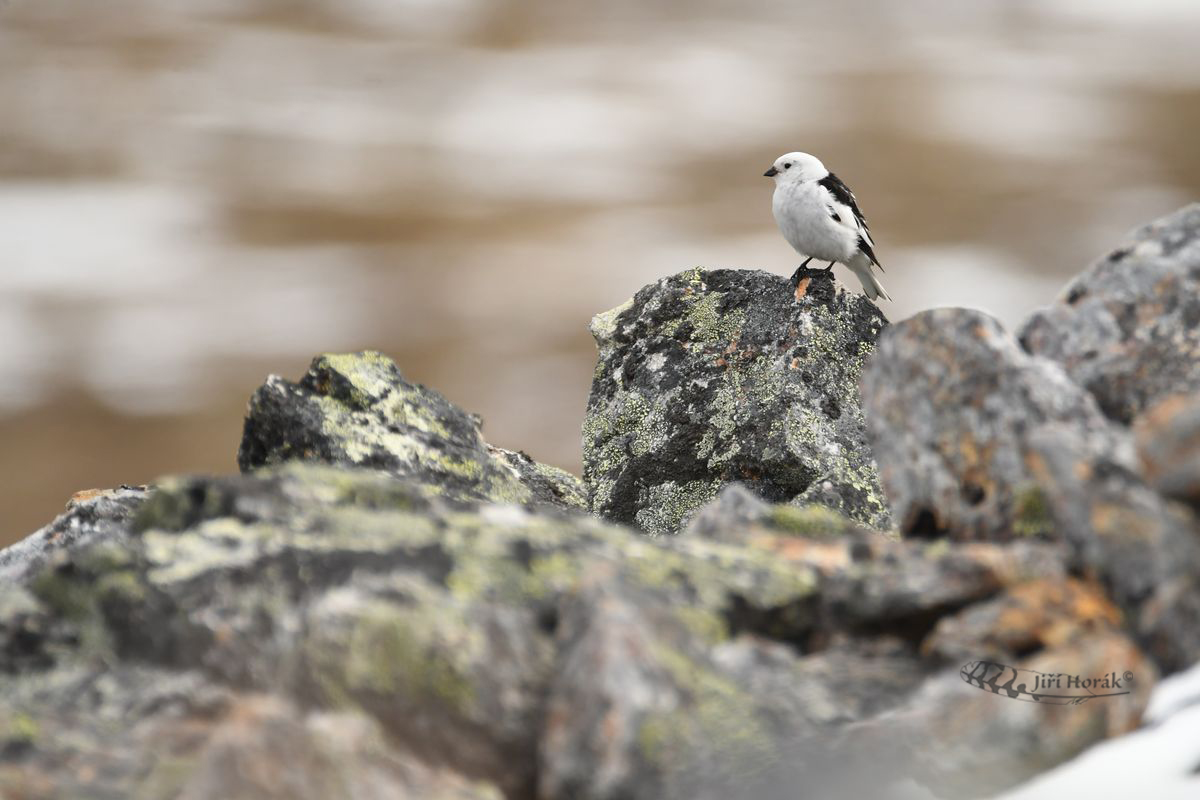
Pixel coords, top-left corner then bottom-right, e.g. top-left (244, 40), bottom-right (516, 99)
top-left (583, 267), bottom-right (890, 536)
top-left (685, 483), bottom-right (876, 543)
top-left (0, 666), bottom-right (503, 800)
top-left (0, 484), bottom-right (149, 583)
top-left (1020, 204), bottom-right (1200, 425)
top-left (862, 308), bottom-right (1200, 672)
top-left (0, 463), bottom-right (1150, 798)
top-left (863, 309), bottom-right (1134, 541)
top-left (238, 351), bottom-right (586, 510)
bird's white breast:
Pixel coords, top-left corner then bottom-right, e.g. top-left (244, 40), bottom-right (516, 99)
top-left (772, 181), bottom-right (857, 263)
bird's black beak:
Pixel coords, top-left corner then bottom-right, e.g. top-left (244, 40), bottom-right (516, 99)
top-left (763, 166), bottom-right (778, 177)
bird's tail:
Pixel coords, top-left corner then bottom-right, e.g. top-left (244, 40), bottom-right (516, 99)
top-left (849, 257), bottom-right (891, 302)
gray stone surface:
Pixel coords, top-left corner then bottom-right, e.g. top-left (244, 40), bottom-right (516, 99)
top-left (0, 484), bottom-right (149, 583)
top-left (583, 267), bottom-right (890, 536)
top-left (1020, 204), bottom-right (1200, 425)
top-left (863, 307), bottom-right (1200, 672)
top-left (1136, 393), bottom-right (1200, 510)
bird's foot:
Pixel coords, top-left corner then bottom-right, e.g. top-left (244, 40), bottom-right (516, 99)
top-left (789, 258), bottom-right (814, 287)
top-left (820, 261), bottom-right (835, 273)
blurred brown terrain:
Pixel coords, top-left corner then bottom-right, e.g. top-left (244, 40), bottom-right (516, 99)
top-left (1, 0), bottom-right (1199, 542)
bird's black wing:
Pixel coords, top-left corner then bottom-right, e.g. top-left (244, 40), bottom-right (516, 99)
top-left (819, 172), bottom-right (882, 268)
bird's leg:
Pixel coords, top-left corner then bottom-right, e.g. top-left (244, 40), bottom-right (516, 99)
top-left (789, 258), bottom-right (813, 287)
top-left (820, 261), bottom-right (835, 272)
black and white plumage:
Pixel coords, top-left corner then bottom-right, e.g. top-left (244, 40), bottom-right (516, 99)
top-left (763, 151), bottom-right (890, 302)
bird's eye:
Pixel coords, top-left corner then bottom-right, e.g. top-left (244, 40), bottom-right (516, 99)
top-left (783, 163), bottom-right (792, 169)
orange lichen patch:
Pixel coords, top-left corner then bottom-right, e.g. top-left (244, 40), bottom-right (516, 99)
top-left (793, 277), bottom-right (811, 300)
top-left (924, 576), bottom-right (1127, 662)
top-left (995, 578), bottom-right (1122, 649)
top-left (750, 534), bottom-right (851, 571)
top-left (66, 488), bottom-right (107, 508)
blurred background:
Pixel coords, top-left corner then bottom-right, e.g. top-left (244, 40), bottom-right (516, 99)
top-left (1, 0), bottom-right (1198, 542)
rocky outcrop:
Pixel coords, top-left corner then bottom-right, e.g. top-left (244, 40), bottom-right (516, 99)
top-left (1020, 204), bottom-right (1200, 425)
top-left (583, 267), bottom-right (889, 536)
top-left (4, 205), bottom-right (1200, 799)
top-left (0, 465), bottom-right (1151, 799)
top-left (863, 307), bottom-right (1200, 672)
top-left (0, 484), bottom-right (149, 583)
top-left (238, 351), bottom-right (585, 511)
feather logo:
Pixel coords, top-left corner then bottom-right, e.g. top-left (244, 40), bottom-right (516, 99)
top-left (960, 661), bottom-right (1133, 705)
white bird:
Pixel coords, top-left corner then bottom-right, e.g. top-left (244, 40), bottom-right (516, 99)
top-left (764, 151), bottom-right (890, 302)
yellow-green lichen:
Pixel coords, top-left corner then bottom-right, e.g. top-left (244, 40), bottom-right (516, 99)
top-left (1012, 486), bottom-right (1054, 538)
top-left (143, 506), bottom-right (445, 587)
top-left (95, 570), bottom-right (147, 605)
top-left (623, 535), bottom-right (818, 612)
top-left (589, 298), bottom-right (634, 342)
top-left (767, 504), bottom-right (856, 538)
top-left (314, 351), bottom-right (400, 410)
top-left (634, 479), bottom-right (723, 538)
top-left (530, 462), bottom-right (588, 509)
top-left (1, 712), bottom-right (38, 747)
top-left (683, 291), bottom-right (745, 345)
top-left (637, 645), bottom-right (777, 780)
top-left (781, 406), bottom-right (889, 527)
top-left (308, 596), bottom-right (475, 716)
top-left (673, 607), bottom-right (728, 644)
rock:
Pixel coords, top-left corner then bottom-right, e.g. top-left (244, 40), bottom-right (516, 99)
top-left (583, 267), bottom-right (890, 536)
top-left (0, 666), bottom-right (503, 800)
top-left (0, 484), bottom-right (149, 583)
top-left (10, 199), bottom-right (1200, 797)
top-left (863, 309), bottom-right (1134, 541)
top-left (1136, 393), bottom-right (1200, 509)
top-left (862, 308), bottom-right (1200, 673)
top-left (684, 483), bottom-right (872, 543)
top-left (237, 351), bottom-right (586, 511)
top-left (0, 462), bottom-right (1151, 798)
top-left (1020, 204), bottom-right (1200, 425)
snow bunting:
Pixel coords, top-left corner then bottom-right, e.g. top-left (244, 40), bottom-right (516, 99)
top-left (764, 152), bottom-right (890, 302)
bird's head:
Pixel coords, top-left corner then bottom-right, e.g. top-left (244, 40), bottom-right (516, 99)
top-left (763, 152), bottom-right (827, 184)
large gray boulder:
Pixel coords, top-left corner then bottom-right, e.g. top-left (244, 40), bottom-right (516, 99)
top-left (583, 267), bottom-right (890, 536)
top-left (862, 308), bottom-right (1200, 672)
top-left (1020, 204), bottom-right (1200, 425)
top-left (238, 351), bottom-right (586, 510)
